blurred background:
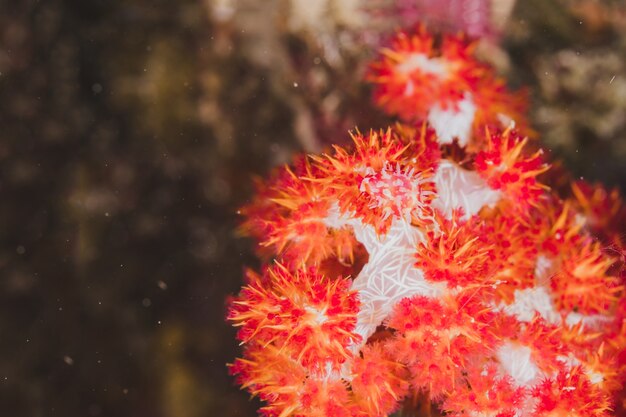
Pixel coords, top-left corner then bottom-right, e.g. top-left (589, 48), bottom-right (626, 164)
top-left (0, 0), bottom-right (625, 416)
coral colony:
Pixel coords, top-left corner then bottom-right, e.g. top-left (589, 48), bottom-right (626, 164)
top-left (228, 28), bottom-right (626, 417)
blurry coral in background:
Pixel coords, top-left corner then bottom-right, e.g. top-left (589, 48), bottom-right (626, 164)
top-left (369, 0), bottom-right (516, 39)
top-left (506, 0), bottom-right (626, 187)
top-left (367, 27), bottom-right (528, 145)
top-left (200, 0), bottom-right (519, 153)
top-left (0, 0), bottom-right (625, 417)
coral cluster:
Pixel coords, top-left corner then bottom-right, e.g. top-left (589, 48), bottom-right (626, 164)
top-left (368, 28), bottom-right (529, 147)
top-left (229, 28), bottom-right (626, 417)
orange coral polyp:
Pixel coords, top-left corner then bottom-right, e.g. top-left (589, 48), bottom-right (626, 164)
top-left (416, 211), bottom-right (494, 288)
top-left (350, 344), bottom-right (410, 417)
top-left (516, 317), bottom-right (571, 374)
top-left (476, 211), bottom-right (538, 302)
top-left (240, 159), bottom-right (360, 266)
top-left (443, 364), bottom-right (526, 416)
top-left (474, 128), bottom-right (549, 208)
top-left (369, 28), bottom-right (529, 145)
top-left (551, 243), bottom-right (622, 315)
top-left (386, 294), bottom-right (501, 397)
top-left (370, 29), bottom-right (476, 118)
top-left (532, 367), bottom-right (613, 417)
top-left (571, 180), bottom-right (625, 239)
top-left (229, 344), bottom-right (307, 416)
top-left (228, 263), bottom-right (361, 372)
top-left (314, 128), bottom-right (439, 233)
top-left (230, 344), bottom-right (357, 417)
top-left (360, 162), bottom-right (434, 220)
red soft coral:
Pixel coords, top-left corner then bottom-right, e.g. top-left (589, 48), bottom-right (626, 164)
top-left (313, 128), bottom-right (439, 233)
top-left (228, 262), bottom-right (361, 372)
top-left (351, 343), bottom-right (410, 417)
top-left (551, 242), bottom-right (622, 315)
top-left (443, 363), bottom-right (527, 417)
top-left (416, 210), bottom-right (494, 288)
top-left (368, 28), bottom-right (529, 146)
top-left (386, 294), bottom-right (501, 398)
top-left (532, 367), bottom-right (613, 417)
top-left (474, 127), bottom-right (549, 209)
